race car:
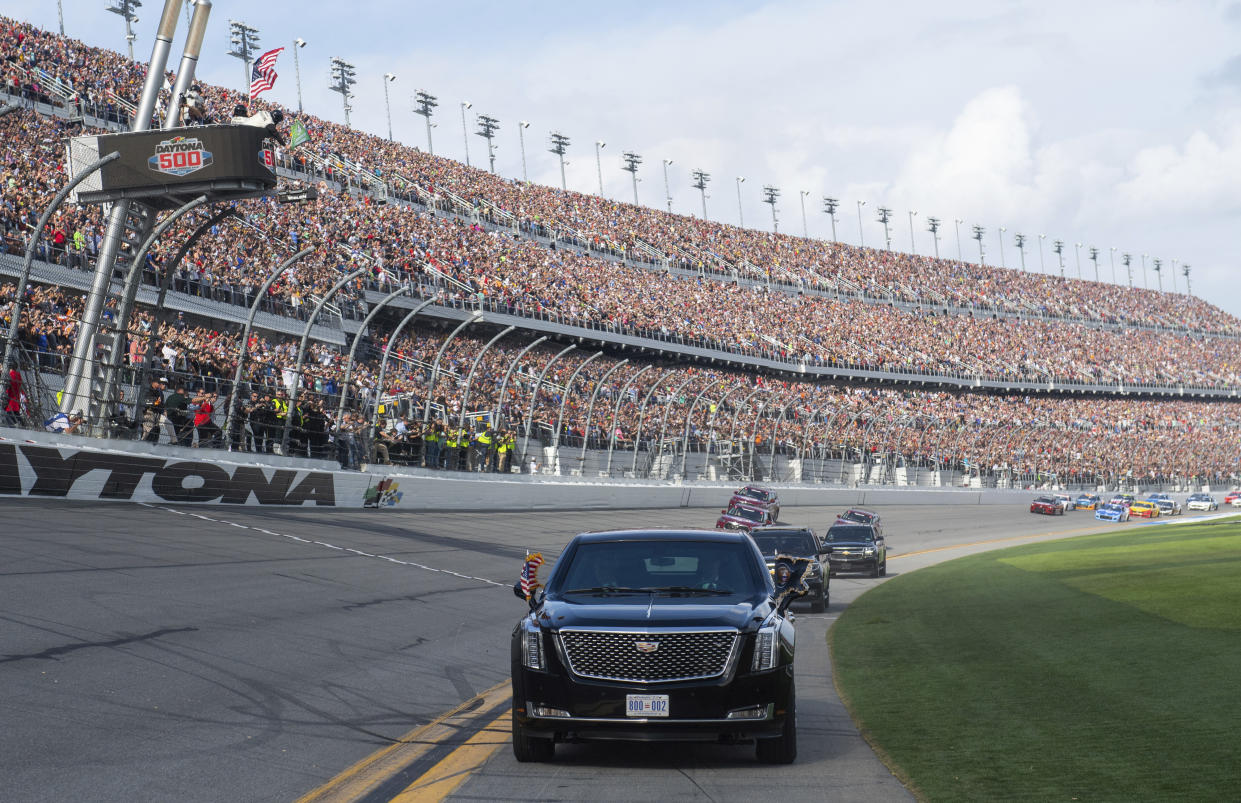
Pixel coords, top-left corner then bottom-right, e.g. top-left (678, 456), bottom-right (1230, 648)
top-left (715, 502), bottom-right (775, 532)
top-left (1146, 493), bottom-right (1182, 516)
top-left (1227, 490), bottom-right (1241, 507)
top-left (1129, 500), bottom-right (1161, 519)
top-left (1095, 502), bottom-right (1131, 523)
top-left (1030, 496), bottom-right (1063, 516)
top-left (1074, 493), bottom-right (1102, 510)
top-left (728, 484), bottom-right (780, 521)
top-left (1054, 493), bottom-right (1076, 511)
top-left (1186, 493), bottom-right (1219, 512)
top-left (1110, 493), bottom-right (1136, 507)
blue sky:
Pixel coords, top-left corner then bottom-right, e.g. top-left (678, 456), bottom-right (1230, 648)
top-left (9, 1), bottom-right (1241, 313)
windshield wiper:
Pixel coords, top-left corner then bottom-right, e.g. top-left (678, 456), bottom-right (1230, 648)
top-left (562, 586), bottom-right (648, 594)
top-left (646, 586), bottom-right (736, 595)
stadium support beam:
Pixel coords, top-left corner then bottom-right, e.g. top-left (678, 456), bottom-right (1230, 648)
top-left (164, 0), bottom-right (211, 130)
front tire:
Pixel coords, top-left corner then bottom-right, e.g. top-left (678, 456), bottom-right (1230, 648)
top-left (512, 709), bottom-right (554, 762)
top-left (756, 684), bottom-right (796, 764)
top-left (810, 585), bottom-right (827, 613)
top-left (870, 561), bottom-right (880, 578)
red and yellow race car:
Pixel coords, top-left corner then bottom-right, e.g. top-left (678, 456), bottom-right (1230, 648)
top-left (1128, 500), bottom-right (1161, 519)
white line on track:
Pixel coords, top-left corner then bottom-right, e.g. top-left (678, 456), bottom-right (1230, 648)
top-left (136, 503), bottom-right (507, 588)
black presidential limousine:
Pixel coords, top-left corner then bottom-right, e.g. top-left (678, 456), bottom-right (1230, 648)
top-left (511, 529), bottom-right (807, 764)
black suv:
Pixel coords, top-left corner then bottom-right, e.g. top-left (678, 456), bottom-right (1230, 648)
top-left (824, 522), bottom-right (887, 578)
top-left (511, 530), bottom-right (807, 764)
top-left (748, 526), bottom-right (829, 612)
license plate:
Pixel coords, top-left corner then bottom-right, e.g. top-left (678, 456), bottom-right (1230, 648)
top-left (626, 694), bottom-right (669, 717)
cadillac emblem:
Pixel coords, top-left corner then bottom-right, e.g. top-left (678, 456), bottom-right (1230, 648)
top-left (634, 641), bottom-right (660, 653)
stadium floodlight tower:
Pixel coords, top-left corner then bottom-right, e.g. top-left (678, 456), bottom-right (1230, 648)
top-left (662, 159), bottom-right (674, 213)
top-left (108, 0), bottom-right (142, 61)
top-left (382, 73), bottom-right (397, 141)
top-left (1170, 258), bottom-right (1179, 293)
top-left (1052, 240), bottom-right (1065, 277)
top-left (1122, 252), bottom-right (1133, 287)
top-left (823, 197), bottom-right (839, 241)
top-left (1088, 246), bottom-right (1100, 282)
top-left (621, 151), bottom-right (642, 205)
top-left (762, 185), bottom-right (781, 233)
top-left (876, 206), bottom-right (893, 250)
top-left (329, 57), bottom-right (357, 127)
top-left (801, 191), bottom-right (812, 238)
top-left (413, 90), bottom-right (437, 155)
top-left (1013, 233), bottom-right (1027, 271)
top-left (1152, 257), bottom-right (1163, 291)
top-left (692, 169), bottom-right (711, 220)
top-left (1109, 246), bottom-right (1117, 283)
top-left (292, 38), bottom-right (307, 114)
top-left (459, 101), bottom-right (472, 165)
top-left (1182, 264), bottom-right (1191, 295)
top-left (736, 177), bottom-right (746, 227)
top-left (476, 113), bottom-right (500, 173)
top-left (517, 120), bottom-right (530, 181)
top-left (972, 225), bottom-right (986, 265)
top-left (925, 216), bottom-right (941, 258)
top-left (549, 131), bottom-right (570, 190)
top-left (858, 201), bottom-right (867, 247)
top-left (227, 19), bottom-right (260, 99)
top-left (1074, 242), bottom-right (1083, 279)
top-left (594, 140), bottom-right (607, 195)
top-left (907, 210), bottom-right (918, 254)
top-left (997, 226), bottom-right (1006, 267)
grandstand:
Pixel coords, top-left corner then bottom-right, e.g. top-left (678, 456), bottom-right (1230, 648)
top-left (2, 13), bottom-right (1239, 490)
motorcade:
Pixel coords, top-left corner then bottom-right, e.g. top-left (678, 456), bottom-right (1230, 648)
top-left (716, 503), bottom-right (776, 532)
top-left (1186, 493), bottom-right (1219, 512)
top-left (729, 485), bottom-right (781, 521)
top-left (1074, 493), bottom-right (1102, 510)
top-left (749, 526), bottom-right (829, 612)
top-left (823, 522), bottom-right (887, 577)
top-left (510, 529), bottom-right (805, 764)
top-left (1030, 496), bottom-right (1063, 516)
top-left (1129, 500), bottom-right (1161, 519)
top-left (1095, 503), bottom-right (1131, 523)
top-left (1054, 493), bottom-right (1076, 511)
top-left (1146, 493), bottom-right (1182, 516)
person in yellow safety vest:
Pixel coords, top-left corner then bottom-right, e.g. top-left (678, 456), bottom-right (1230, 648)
top-left (423, 422), bottom-right (441, 468)
top-left (273, 389), bottom-right (289, 421)
top-left (474, 426), bottom-right (493, 472)
top-left (454, 427), bottom-right (468, 471)
top-left (496, 430), bottom-right (514, 473)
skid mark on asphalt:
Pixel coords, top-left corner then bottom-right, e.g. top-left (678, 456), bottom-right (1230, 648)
top-left (136, 503), bottom-right (507, 588)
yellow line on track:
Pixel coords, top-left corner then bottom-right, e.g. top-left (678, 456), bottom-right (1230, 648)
top-left (295, 681), bottom-right (511, 803)
top-left (388, 709), bottom-right (512, 802)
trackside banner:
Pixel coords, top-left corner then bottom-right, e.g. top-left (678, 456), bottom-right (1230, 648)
top-left (0, 442), bottom-right (379, 507)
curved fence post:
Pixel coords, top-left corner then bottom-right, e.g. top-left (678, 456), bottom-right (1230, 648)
top-left (766, 402), bottom-right (790, 481)
top-left (491, 336), bottom-right (548, 430)
top-left (282, 266), bottom-right (369, 455)
top-left (459, 324), bottom-right (516, 428)
top-left (1, 150), bottom-right (120, 403)
top-left (677, 385), bottom-right (716, 480)
top-left (726, 387), bottom-right (768, 483)
top-left (222, 245), bottom-right (317, 447)
top-left (370, 297), bottom-right (437, 431)
top-left (604, 364), bottom-right (654, 476)
top-left (552, 351), bottom-right (605, 449)
top-left (652, 375), bottom-right (698, 479)
top-left (629, 371), bottom-right (678, 475)
top-left (335, 282), bottom-right (414, 430)
top-left (517, 344), bottom-right (577, 470)
top-left (421, 311), bottom-right (484, 426)
top-left (578, 358), bottom-right (629, 467)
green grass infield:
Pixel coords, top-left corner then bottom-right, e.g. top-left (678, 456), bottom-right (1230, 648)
top-left (830, 517), bottom-right (1241, 802)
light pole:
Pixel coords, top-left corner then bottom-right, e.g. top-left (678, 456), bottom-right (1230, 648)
top-left (1182, 264), bottom-right (1192, 296)
top-left (108, 0), bottom-right (142, 62)
top-left (549, 131), bottom-right (570, 190)
top-left (1013, 233), bottom-right (1027, 271)
top-left (823, 197), bottom-right (839, 241)
top-left (907, 210), bottom-right (918, 254)
top-left (1109, 246), bottom-right (1117, 284)
top-left (476, 113), bottom-right (500, 173)
top-left (997, 226), bottom-right (1006, 268)
top-left (762, 185), bottom-right (780, 233)
top-left (857, 200), bottom-right (867, 247)
top-left (954, 218), bottom-right (963, 260)
top-left (459, 100), bottom-right (472, 166)
top-left (621, 151), bottom-right (642, 206)
top-left (1053, 240), bottom-right (1065, 276)
top-left (660, 159), bottom-right (674, 213)
top-left (1074, 242), bottom-right (1082, 279)
top-left (876, 207), bottom-right (892, 250)
top-left (227, 19), bottom-right (261, 101)
top-left (692, 169), bottom-right (711, 220)
top-left (329, 56), bottom-right (357, 126)
top-left (413, 91), bottom-right (437, 155)
top-left (292, 38), bottom-right (307, 114)
top-left (1170, 258), bottom-right (1179, 293)
top-left (594, 140), bottom-right (606, 196)
top-left (1152, 257), bottom-right (1163, 291)
top-left (800, 191), bottom-right (811, 238)
top-left (736, 176), bottom-right (746, 227)
top-left (972, 225), bottom-right (986, 264)
top-left (1089, 246), bottom-right (1100, 282)
top-left (517, 120), bottom-right (530, 182)
top-left (58, 0), bottom-right (66, 36)
top-left (926, 216), bottom-right (941, 259)
top-left (1122, 253), bottom-right (1133, 287)
top-left (1038, 234), bottom-right (1046, 273)
top-left (382, 72), bottom-right (396, 141)
top-left (1141, 253), bottom-right (1148, 288)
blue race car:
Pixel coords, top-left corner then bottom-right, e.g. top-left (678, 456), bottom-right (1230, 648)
top-left (1095, 503), bottom-right (1131, 523)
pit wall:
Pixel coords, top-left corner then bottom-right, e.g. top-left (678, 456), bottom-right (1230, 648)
top-left (1, 427), bottom-right (1052, 511)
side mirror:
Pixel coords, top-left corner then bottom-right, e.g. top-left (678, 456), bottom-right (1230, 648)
top-left (721, 509), bottom-right (727, 515)
top-left (512, 580), bottom-right (525, 600)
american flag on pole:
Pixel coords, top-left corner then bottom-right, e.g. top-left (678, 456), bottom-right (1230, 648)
top-left (249, 47), bottom-right (285, 98)
top-left (520, 552), bottom-right (545, 597)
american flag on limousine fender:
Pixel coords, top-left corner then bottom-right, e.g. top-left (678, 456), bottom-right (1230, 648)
top-left (520, 552), bottom-right (545, 597)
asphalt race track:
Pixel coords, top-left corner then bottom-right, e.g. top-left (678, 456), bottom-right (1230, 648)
top-left (0, 497), bottom-right (1215, 802)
